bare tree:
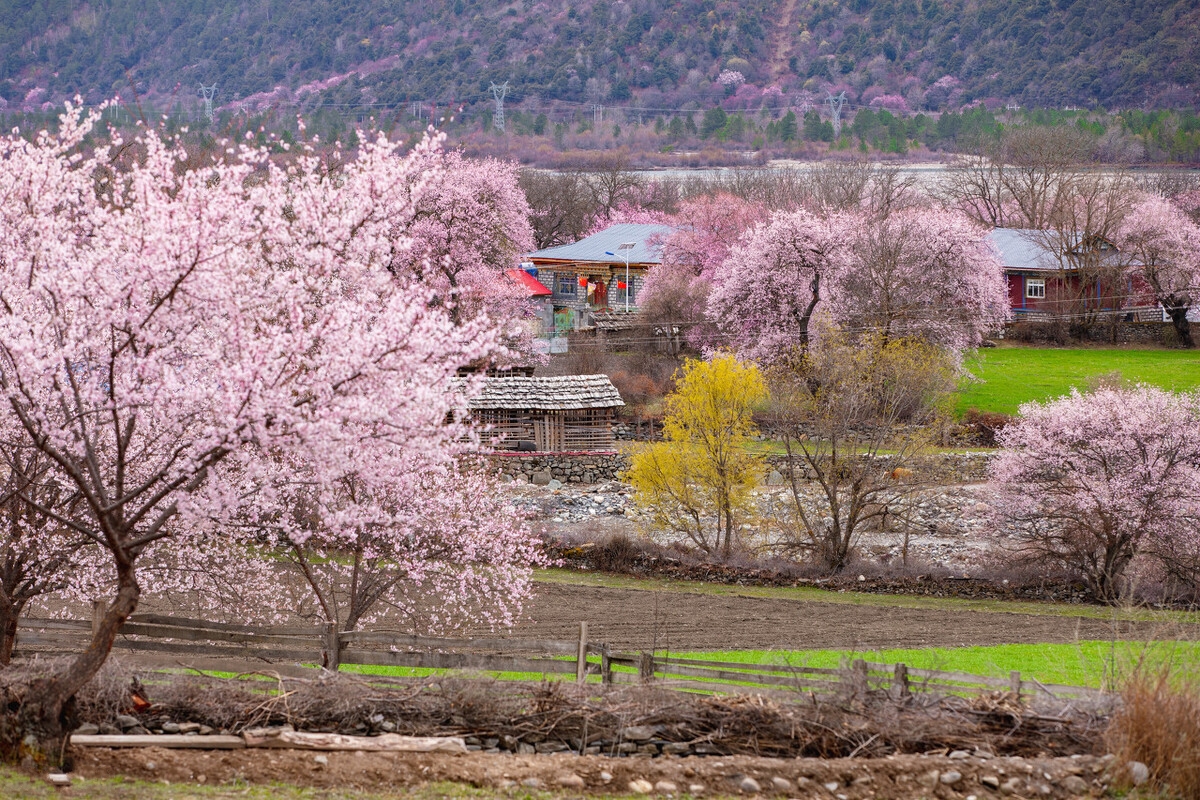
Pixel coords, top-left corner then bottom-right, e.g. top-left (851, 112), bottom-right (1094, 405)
top-left (581, 151), bottom-right (646, 221)
top-left (518, 169), bottom-right (595, 248)
top-left (764, 330), bottom-right (957, 572)
top-left (940, 152), bottom-right (1010, 227)
top-left (1029, 170), bottom-right (1135, 338)
top-left (999, 126), bottom-right (1095, 229)
top-left (941, 126), bottom-right (1097, 229)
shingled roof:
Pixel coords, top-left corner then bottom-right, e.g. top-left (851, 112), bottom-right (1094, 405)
top-left (458, 375), bottom-right (625, 410)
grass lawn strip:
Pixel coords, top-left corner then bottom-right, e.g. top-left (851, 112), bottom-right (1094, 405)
top-left (337, 640), bottom-right (1200, 692)
top-left (670, 640), bottom-right (1200, 690)
top-left (958, 346), bottom-right (1200, 415)
top-left (534, 569), bottom-right (1200, 626)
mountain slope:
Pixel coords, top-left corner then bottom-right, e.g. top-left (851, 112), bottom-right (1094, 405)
top-left (1, 0), bottom-right (1196, 114)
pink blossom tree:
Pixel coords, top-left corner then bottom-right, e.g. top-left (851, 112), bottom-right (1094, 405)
top-left (829, 208), bottom-right (1009, 352)
top-left (707, 209), bottom-right (845, 364)
top-left (225, 461), bottom-right (541, 669)
top-left (0, 106), bottom-right (538, 765)
top-left (0, 440), bottom-right (91, 665)
top-left (989, 386), bottom-right (1200, 604)
top-left (640, 193), bottom-right (764, 352)
top-left (1116, 194), bottom-right (1200, 347)
top-left (389, 150), bottom-right (536, 329)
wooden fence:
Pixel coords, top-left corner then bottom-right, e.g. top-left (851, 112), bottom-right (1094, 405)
top-left (606, 653), bottom-right (1107, 701)
top-left (14, 614), bottom-right (1106, 702)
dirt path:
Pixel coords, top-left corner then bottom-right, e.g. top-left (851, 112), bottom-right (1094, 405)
top-left (769, 0), bottom-right (800, 81)
top-left (492, 581), bottom-right (1196, 652)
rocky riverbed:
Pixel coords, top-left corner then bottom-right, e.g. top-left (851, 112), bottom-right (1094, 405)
top-left (507, 480), bottom-right (1013, 573)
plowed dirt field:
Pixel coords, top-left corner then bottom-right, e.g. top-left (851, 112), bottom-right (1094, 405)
top-left (488, 580), bottom-right (1195, 651)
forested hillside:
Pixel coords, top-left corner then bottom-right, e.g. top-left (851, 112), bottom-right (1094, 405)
top-left (2, 0), bottom-right (1197, 116)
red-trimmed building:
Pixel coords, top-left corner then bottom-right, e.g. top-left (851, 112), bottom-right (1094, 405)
top-left (524, 222), bottom-right (676, 333)
top-left (987, 228), bottom-right (1155, 317)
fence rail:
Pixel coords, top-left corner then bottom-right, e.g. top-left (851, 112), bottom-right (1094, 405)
top-left (14, 614), bottom-right (1106, 702)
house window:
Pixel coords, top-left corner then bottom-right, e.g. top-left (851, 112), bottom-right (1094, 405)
top-left (1026, 278), bottom-right (1046, 299)
top-left (611, 277), bottom-right (636, 306)
top-left (555, 274), bottom-right (577, 297)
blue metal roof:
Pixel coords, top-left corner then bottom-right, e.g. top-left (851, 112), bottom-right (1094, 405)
top-left (987, 228), bottom-right (1059, 271)
top-left (987, 227), bottom-right (1128, 272)
top-left (526, 223), bottom-right (678, 265)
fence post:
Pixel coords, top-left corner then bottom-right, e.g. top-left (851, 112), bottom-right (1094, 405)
top-left (576, 621), bottom-right (589, 683)
top-left (324, 622), bottom-right (341, 671)
top-left (91, 599), bottom-right (105, 637)
top-left (601, 645), bottom-right (612, 685)
top-left (893, 662), bottom-right (911, 701)
top-left (638, 651), bottom-right (654, 683)
top-left (851, 658), bottom-right (869, 696)
top-left (1009, 670), bottom-right (1022, 699)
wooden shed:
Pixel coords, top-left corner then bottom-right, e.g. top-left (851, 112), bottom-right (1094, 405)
top-left (462, 375), bottom-right (625, 452)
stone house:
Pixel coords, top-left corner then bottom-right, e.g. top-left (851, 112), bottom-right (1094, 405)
top-left (524, 222), bottom-right (677, 334)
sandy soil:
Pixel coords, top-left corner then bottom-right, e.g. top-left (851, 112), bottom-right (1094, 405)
top-left (73, 747), bottom-right (1116, 799)
top-left (487, 581), bottom-right (1197, 652)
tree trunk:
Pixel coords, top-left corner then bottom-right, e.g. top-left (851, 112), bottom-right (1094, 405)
top-left (721, 503), bottom-right (733, 559)
top-left (0, 595), bottom-right (21, 667)
top-left (1166, 303), bottom-right (1194, 348)
top-left (0, 566), bottom-right (140, 770)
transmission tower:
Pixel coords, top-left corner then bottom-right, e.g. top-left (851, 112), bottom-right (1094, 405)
top-left (198, 84), bottom-right (217, 123)
top-left (490, 82), bottom-right (509, 132)
top-left (825, 91), bottom-right (846, 137)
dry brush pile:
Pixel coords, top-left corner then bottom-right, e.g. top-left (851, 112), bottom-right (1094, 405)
top-left (43, 660), bottom-right (1110, 761)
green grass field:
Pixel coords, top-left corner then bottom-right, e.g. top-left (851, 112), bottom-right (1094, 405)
top-left (957, 346), bottom-right (1200, 415)
top-left (673, 640), bottom-right (1200, 690)
top-left (335, 640), bottom-right (1200, 691)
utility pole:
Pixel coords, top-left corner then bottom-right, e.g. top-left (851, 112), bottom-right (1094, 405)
top-left (490, 82), bottom-right (508, 132)
top-left (592, 103), bottom-right (604, 127)
top-left (198, 84), bottom-right (217, 124)
top-left (825, 90), bottom-right (845, 137)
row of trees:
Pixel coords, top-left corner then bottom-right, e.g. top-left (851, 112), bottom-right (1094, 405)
top-left (582, 130), bottom-right (1200, 354)
top-left (631, 349), bottom-right (1200, 606)
top-left (0, 106), bottom-right (543, 767)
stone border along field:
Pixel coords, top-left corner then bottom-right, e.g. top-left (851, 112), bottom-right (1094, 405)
top-left (485, 579), bottom-right (1198, 653)
top-left (65, 749), bottom-right (1120, 800)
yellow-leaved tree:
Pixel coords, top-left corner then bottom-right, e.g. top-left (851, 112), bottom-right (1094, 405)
top-left (625, 354), bottom-right (767, 557)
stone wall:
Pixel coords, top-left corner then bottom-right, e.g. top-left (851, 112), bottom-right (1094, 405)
top-left (489, 450), bottom-right (993, 486)
top-left (1079, 321), bottom-right (1199, 346)
top-left (763, 452), bottom-right (992, 485)
top-left (1009, 319), bottom-right (1200, 347)
top-left (491, 452), bottom-right (630, 485)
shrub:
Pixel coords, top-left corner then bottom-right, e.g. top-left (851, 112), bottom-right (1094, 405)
top-left (959, 408), bottom-right (1014, 447)
top-left (1106, 669), bottom-right (1200, 797)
